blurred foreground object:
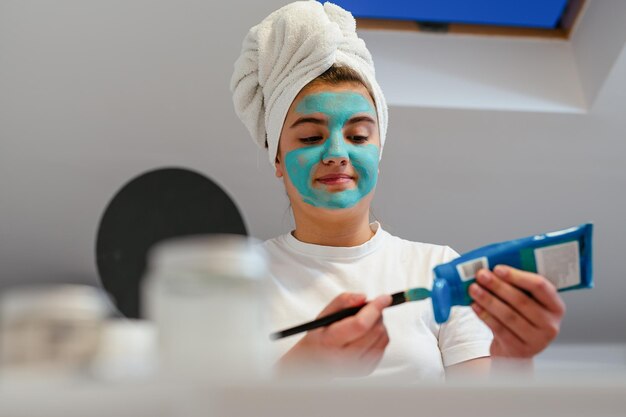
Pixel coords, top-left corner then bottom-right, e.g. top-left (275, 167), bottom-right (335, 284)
top-left (143, 234), bottom-right (270, 382)
top-left (90, 320), bottom-right (158, 380)
top-left (0, 285), bottom-right (111, 373)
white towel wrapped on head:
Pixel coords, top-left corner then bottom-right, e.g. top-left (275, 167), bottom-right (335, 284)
top-left (230, 0), bottom-right (388, 168)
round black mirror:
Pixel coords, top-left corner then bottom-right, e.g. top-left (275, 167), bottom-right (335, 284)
top-left (96, 167), bottom-right (247, 318)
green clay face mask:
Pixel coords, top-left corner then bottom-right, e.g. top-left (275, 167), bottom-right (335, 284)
top-left (284, 91), bottom-right (379, 209)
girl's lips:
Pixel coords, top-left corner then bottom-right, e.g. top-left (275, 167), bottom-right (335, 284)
top-left (316, 174), bottom-right (355, 185)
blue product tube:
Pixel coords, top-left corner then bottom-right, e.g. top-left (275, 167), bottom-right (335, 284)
top-left (431, 223), bottom-right (593, 324)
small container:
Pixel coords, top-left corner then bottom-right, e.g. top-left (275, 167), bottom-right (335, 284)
top-left (143, 234), bottom-right (270, 382)
top-left (0, 284), bottom-right (111, 373)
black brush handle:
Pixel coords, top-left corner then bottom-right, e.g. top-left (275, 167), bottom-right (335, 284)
top-left (270, 291), bottom-right (407, 340)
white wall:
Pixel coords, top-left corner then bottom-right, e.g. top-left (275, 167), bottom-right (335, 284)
top-left (1, 0), bottom-right (625, 343)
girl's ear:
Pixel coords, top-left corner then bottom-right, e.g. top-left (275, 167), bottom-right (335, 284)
top-left (275, 154), bottom-right (284, 178)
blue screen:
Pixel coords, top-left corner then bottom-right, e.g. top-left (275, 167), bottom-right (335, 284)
top-left (324, 0), bottom-right (569, 29)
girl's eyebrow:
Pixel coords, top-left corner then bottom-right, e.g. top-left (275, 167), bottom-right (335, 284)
top-left (290, 116), bottom-right (327, 128)
top-left (344, 115), bottom-right (376, 126)
top-left (290, 114), bottom-right (375, 129)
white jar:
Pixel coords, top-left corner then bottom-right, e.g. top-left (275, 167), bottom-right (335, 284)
top-left (90, 319), bottom-right (158, 381)
top-left (143, 234), bottom-right (270, 382)
top-left (0, 284), bottom-right (111, 374)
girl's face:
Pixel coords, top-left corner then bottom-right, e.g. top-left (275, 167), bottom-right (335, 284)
top-left (275, 82), bottom-right (380, 212)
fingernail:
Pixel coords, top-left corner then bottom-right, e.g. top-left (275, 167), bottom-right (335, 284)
top-left (375, 294), bottom-right (392, 306)
top-left (352, 294), bottom-right (366, 303)
top-left (469, 283), bottom-right (483, 298)
top-left (494, 265), bottom-right (508, 277)
top-left (477, 270), bottom-right (491, 284)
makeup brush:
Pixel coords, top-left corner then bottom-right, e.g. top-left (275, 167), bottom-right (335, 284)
top-left (270, 287), bottom-right (431, 340)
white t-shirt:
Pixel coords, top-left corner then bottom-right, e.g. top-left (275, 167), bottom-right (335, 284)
top-left (265, 222), bottom-right (493, 382)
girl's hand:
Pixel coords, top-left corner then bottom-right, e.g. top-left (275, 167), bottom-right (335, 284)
top-left (469, 265), bottom-right (566, 358)
top-left (277, 292), bottom-right (392, 378)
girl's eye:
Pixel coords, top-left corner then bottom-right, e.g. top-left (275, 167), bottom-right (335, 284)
top-left (300, 136), bottom-right (323, 144)
top-left (348, 136), bottom-right (368, 143)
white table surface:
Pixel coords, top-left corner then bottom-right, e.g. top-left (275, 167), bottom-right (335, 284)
top-left (1, 370), bottom-right (625, 417)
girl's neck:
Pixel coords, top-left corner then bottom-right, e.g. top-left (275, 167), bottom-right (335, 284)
top-left (291, 208), bottom-right (374, 247)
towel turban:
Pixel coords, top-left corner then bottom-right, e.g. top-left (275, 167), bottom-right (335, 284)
top-left (230, 0), bottom-right (388, 168)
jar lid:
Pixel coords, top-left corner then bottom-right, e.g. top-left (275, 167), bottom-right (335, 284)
top-left (147, 234), bottom-right (268, 281)
top-left (0, 284), bottom-right (112, 322)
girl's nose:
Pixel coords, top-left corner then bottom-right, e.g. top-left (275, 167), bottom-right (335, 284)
top-left (321, 133), bottom-right (349, 165)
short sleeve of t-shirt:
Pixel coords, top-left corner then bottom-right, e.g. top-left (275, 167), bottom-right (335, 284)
top-left (437, 246), bottom-right (493, 367)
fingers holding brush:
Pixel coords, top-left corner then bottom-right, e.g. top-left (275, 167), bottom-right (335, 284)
top-left (276, 293), bottom-right (392, 378)
top-left (327, 294), bottom-right (391, 345)
top-left (356, 318), bottom-right (390, 371)
top-left (316, 292), bottom-right (367, 318)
